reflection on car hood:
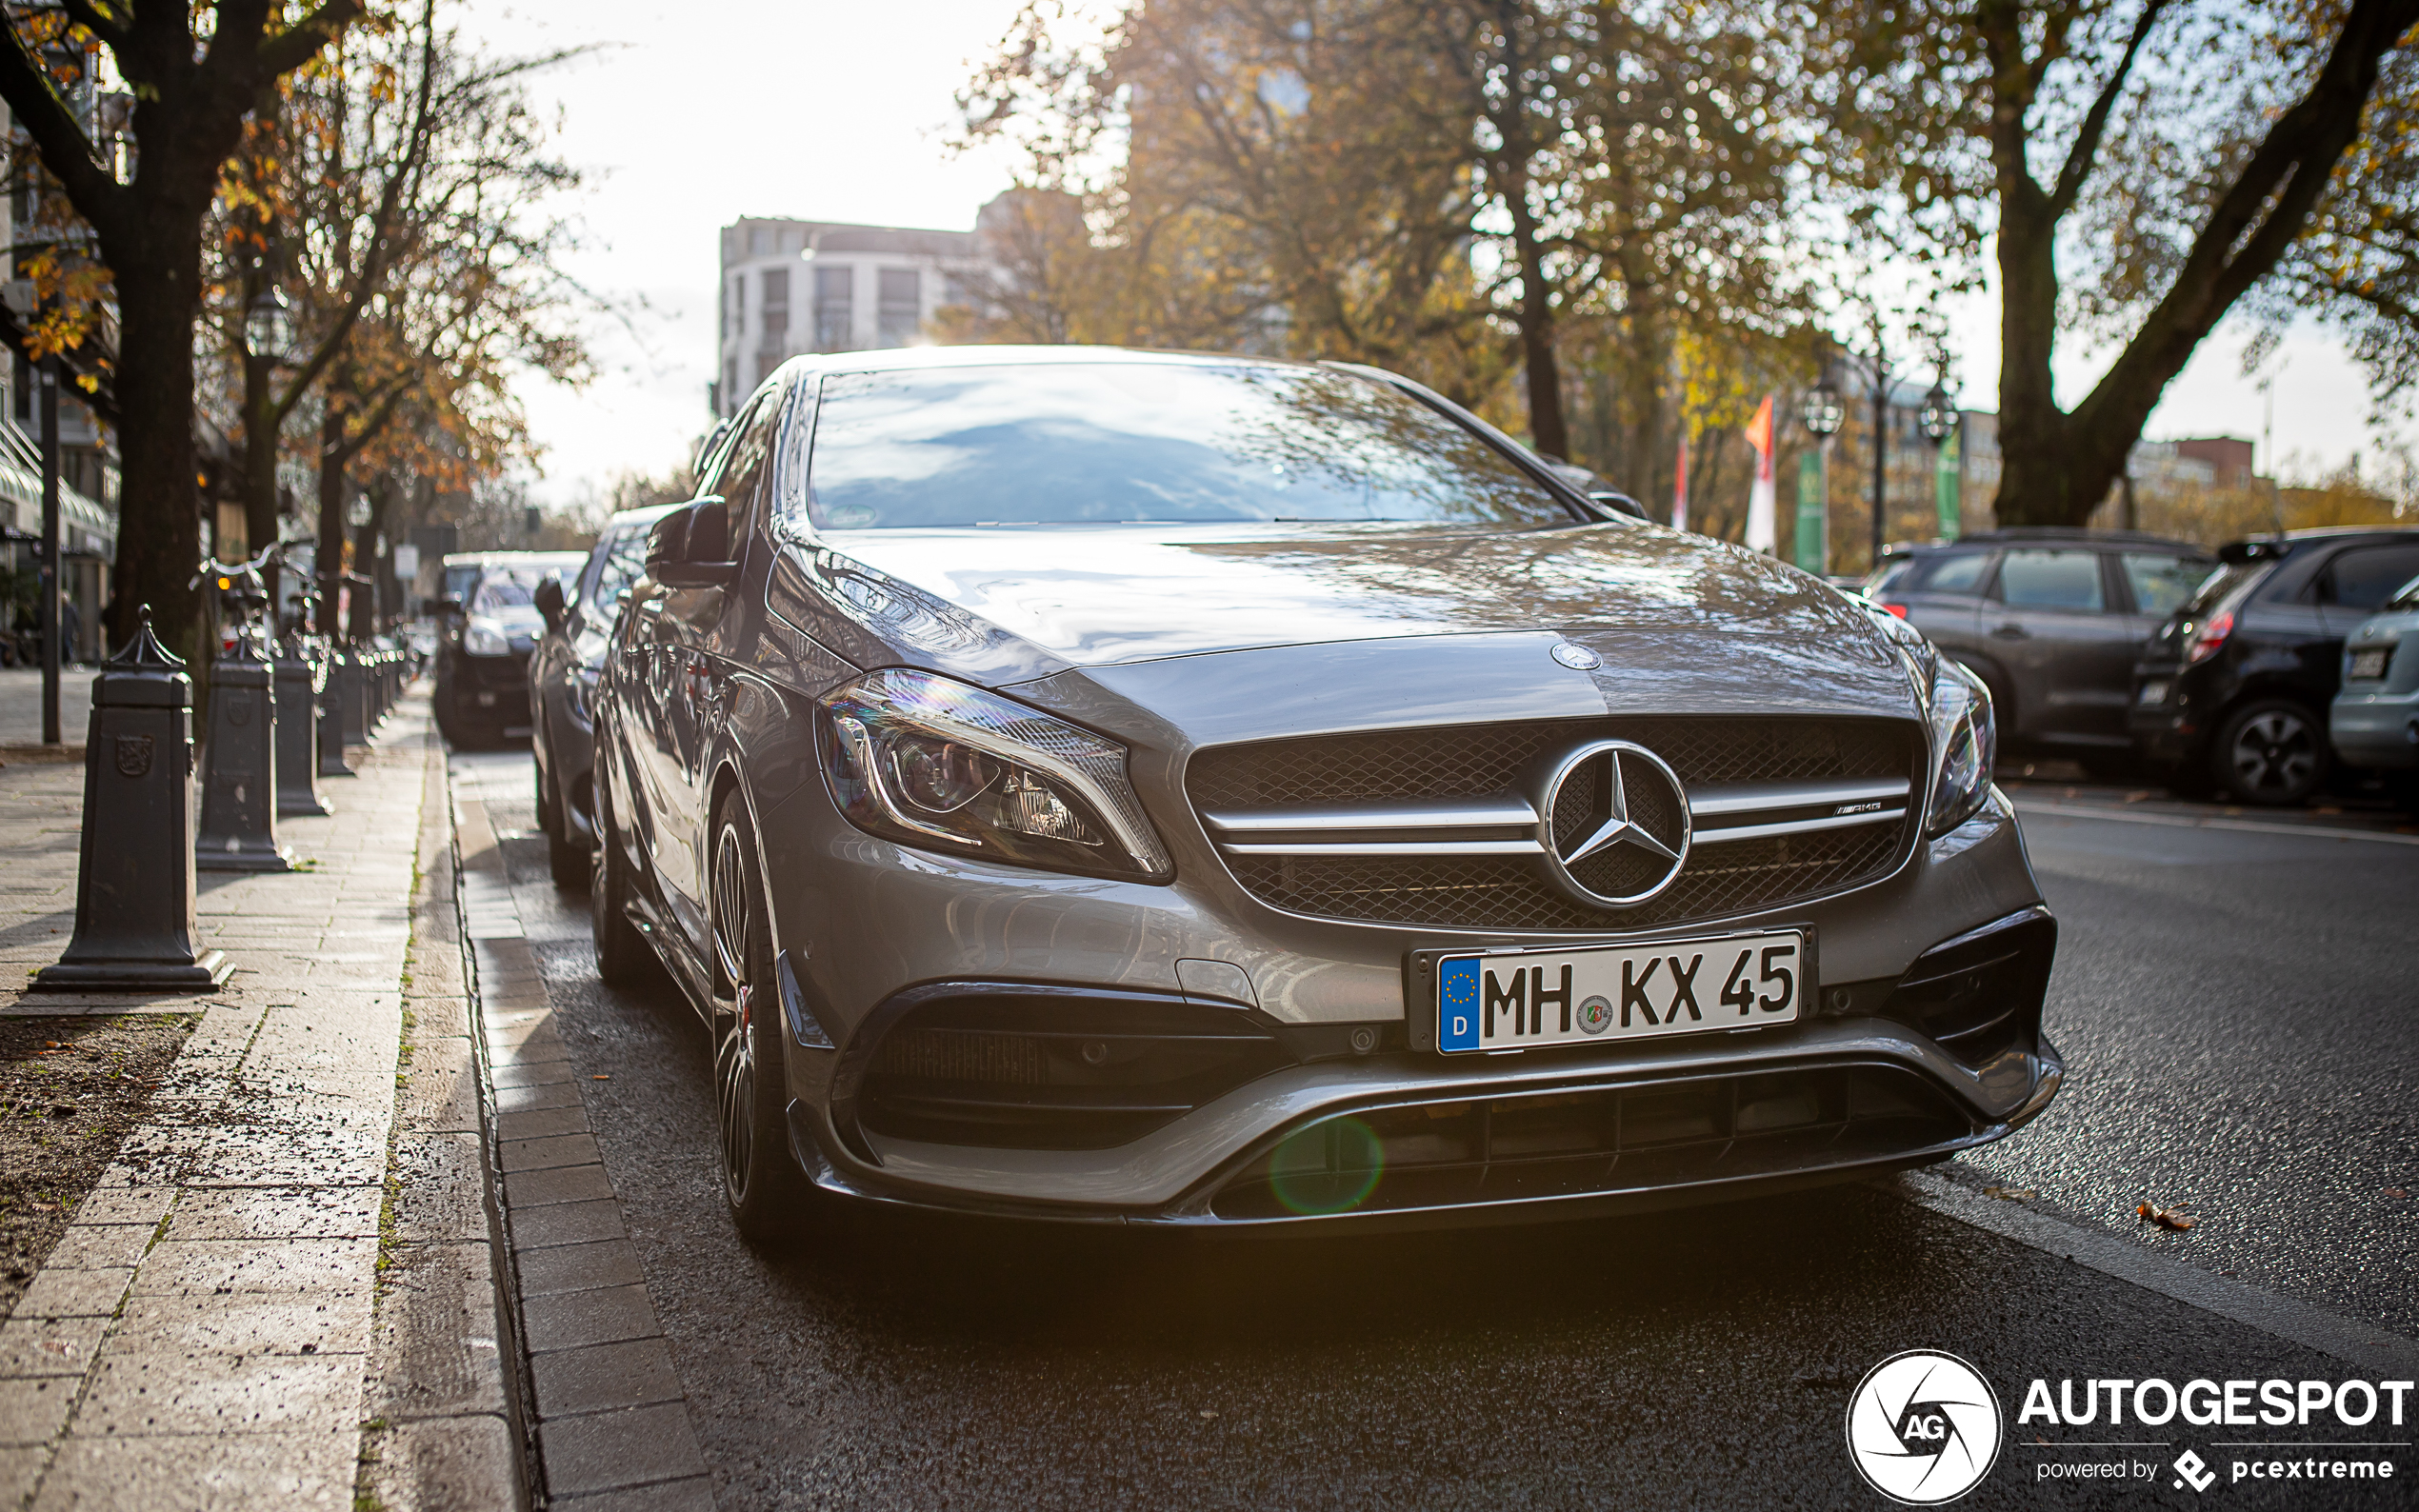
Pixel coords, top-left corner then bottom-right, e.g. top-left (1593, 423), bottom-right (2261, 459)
top-left (803, 521), bottom-right (1900, 696)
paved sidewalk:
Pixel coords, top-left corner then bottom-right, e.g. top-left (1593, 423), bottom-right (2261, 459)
top-left (0, 689), bottom-right (522, 1509)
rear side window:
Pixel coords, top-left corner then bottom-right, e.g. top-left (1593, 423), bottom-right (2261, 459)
top-left (2122, 553), bottom-right (2210, 619)
top-left (2186, 562), bottom-right (2266, 617)
top-left (586, 525), bottom-right (655, 629)
top-left (1909, 550), bottom-right (1989, 595)
top-left (2322, 543), bottom-right (2419, 609)
top-left (1996, 548), bottom-right (2105, 611)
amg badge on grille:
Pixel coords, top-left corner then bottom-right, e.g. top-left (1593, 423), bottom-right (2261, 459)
top-left (1536, 741), bottom-right (1692, 907)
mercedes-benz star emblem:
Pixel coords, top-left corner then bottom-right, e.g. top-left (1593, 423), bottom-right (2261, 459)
top-left (1535, 739), bottom-right (1691, 907)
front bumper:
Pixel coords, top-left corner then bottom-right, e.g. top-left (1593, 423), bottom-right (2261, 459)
top-left (2330, 688), bottom-right (2419, 770)
top-left (761, 763), bottom-right (2060, 1227)
top-left (2129, 663), bottom-right (2202, 766)
top-left (440, 652), bottom-right (534, 736)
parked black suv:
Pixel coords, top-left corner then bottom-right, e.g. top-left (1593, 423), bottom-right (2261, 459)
top-left (1867, 528), bottom-right (2212, 773)
top-left (2129, 526), bottom-right (2419, 805)
top-left (433, 552), bottom-right (587, 747)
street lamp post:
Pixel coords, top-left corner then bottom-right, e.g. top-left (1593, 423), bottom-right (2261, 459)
top-left (1918, 380), bottom-right (1960, 540)
top-left (1867, 329), bottom-right (1890, 577)
top-left (1799, 371), bottom-right (1843, 576)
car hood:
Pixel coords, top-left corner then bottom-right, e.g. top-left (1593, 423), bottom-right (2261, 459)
top-left (779, 520), bottom-right (1917, 732)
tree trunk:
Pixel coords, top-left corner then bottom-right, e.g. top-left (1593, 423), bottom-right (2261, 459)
top-left (106, 245), bottom-right (207, 664)
top-left (1503, 173), bottom-right (1567, 460)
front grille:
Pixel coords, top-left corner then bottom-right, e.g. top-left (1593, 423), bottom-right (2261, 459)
top-left (1210, 1064), bottom-right (1969, 1220)
top-left (1190, 717), bottom-right (1921, 930)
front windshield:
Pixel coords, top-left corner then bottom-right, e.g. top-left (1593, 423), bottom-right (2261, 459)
top-left (471, 567), bottom-right (574, 615)
top-left (803, 363), bottom-right (1576, 529)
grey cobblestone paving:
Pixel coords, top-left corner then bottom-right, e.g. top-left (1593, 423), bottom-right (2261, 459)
top-left (0, 688), bottom-right (521, 1509)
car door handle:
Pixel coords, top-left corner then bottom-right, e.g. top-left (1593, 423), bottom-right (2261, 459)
top-left (1990, 623), bottom-right (2029, 640)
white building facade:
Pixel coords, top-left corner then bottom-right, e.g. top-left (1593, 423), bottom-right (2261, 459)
top-left (715, 217), bottom-right (991, 417)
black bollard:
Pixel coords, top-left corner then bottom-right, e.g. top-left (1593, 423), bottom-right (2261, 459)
top-left (32, 607), bottom-right (231, 991)
top-left (339, 650), bottom-right (367, 745)
top-left (195, 631), bottom-right (294, 872)
top-left (318, 646), bottom-right (356, 780)
top-left (275, 638), bottom-right (331, 817)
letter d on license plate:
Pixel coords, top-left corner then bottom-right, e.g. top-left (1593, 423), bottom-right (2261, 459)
top-left (1433, 930), bottom-right (1804, 1053)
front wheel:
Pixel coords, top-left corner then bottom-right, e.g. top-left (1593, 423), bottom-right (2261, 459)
top-left (590, 765), bottom-right (654, 988)
top-left (2210, 698), bottom-right (2328, 806)
top-left (538, 753), bottom-right (587, 891)
top-left (708, 800), bottom-right (811, 1245)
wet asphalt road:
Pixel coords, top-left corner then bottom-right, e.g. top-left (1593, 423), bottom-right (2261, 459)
top-left (453, 755), bottom-right (2419, 1508)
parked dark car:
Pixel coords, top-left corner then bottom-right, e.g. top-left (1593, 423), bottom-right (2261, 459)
top-left (589, 346), bottom-right (2058, 1245)
top-left (2329, 571), bottom-right (2419, 792)
top-left (432, 552), bottom-right (587, 747)
top-left (1866, 527), bottom-right (2212, 774)
top-left (530, 504), bottom-right (684, 887)
top-left (2131, 526), bottom-right (2419, 805)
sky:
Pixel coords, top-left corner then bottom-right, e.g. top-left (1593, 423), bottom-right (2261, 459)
top-left (468, 1), bottom-right (2407, 512)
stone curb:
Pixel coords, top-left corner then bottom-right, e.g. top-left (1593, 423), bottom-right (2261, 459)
top-left (356, 724), bottom-right (530, 1511)
top-left (450, 768), bottom-right (710, 1508)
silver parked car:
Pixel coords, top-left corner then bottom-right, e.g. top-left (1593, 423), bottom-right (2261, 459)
top-left (590, 347), bottom-right (2060, 1242)
top-left (2329, 571), bottom-right (2419, 783)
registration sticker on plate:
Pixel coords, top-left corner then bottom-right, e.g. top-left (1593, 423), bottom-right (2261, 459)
top-left (2348, 647), bottom-right (2391, 681)
top-left (1434, 930), bottom-right (1804, 1054)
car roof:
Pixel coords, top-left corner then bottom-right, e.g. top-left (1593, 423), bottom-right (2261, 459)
top-left (770, 343), bottom-right (1318, 383)
top-left (606, 502), bottom-right (686, 531)
top-left (446, 550), bottom-right (587, 567)
top-left (1880, 527), bottom-right (2203, 558)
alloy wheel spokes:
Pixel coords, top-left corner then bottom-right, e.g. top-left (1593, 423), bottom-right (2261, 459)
top-left (716, 985), bottom-right (755, 1199)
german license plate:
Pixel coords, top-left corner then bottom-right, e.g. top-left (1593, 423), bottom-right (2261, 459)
top-left (2348, 647), bottom-right (2390, 680)
top-left (1434, 930), bottom-right (1804, 1054)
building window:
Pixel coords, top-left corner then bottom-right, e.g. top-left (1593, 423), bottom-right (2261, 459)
top-left (815, 266), bottom-right (854, 351)
top-left (877, 268), bottom-right (921, 348)
top-left (724, 358), bottom-right (739, 414)
top-left (730, 274), bottom-right (744, 337)
top-left (761, 268), bottom-right (789, 335)
top-left (756, 350), bottom-right (783, 388)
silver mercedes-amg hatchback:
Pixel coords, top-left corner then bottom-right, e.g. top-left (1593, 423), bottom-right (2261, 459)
top-left (590, 346), bottom-right (2060, 1241)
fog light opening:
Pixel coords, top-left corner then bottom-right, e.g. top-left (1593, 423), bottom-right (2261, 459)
top-left (1268, 1117), bottom-right (1384, 1216)
top-left (1079, 1040), bottom-right (1110, 1066)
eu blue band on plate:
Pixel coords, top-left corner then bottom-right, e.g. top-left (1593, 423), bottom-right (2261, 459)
top-left (1439, 957), bottom-right (1481, 1052)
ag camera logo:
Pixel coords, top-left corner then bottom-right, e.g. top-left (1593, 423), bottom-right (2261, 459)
top-left (1846, 1350), bottom-right (2005, 1504)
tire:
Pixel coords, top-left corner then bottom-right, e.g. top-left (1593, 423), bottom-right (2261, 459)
top-left (537, 749), bottom-right (587, 891)
top-left (590, 767), bottom-right (654, 988)
top-left (707, 797), bottom-right (811, 1245)
top-left (2209, 698), bottom-right (2329, 806)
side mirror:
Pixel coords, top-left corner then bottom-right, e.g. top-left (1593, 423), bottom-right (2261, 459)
top-left (647, 496), bottom-right (739, 588)
top-left (533, 576), bottom-right (567, 634)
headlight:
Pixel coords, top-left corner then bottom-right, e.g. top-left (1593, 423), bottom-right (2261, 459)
top-left (1923, 657), bottom-right (1996, 837)
top-left (463, 617), bottom-right (510, 657)
top-left (816, 668), bottom-right (1172, 881)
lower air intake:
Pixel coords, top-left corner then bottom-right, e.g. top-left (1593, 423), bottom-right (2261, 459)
top-left (1210, 1063), bottom-right (1969, 1220)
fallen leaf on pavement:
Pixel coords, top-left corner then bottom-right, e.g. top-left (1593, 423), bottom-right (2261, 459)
top-left (2386, 1188), bottom-right (2409, 1200)
top-left (1983, 1186), bottom-right (2036, 1201)
top-left (591, 1074), bottom-right (610, 1081)
top-left (2137, 1202), bottom-right (2194, 1231)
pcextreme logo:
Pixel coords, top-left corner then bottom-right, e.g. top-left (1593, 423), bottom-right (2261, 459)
top-left (1846, 1350), bottom-right (2005, 1505)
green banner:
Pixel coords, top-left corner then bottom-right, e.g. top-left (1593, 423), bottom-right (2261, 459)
top-left (1935, 425), bottom-right (1962, 539)
top-left (1795, 449), bottom-right (1827, 574)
